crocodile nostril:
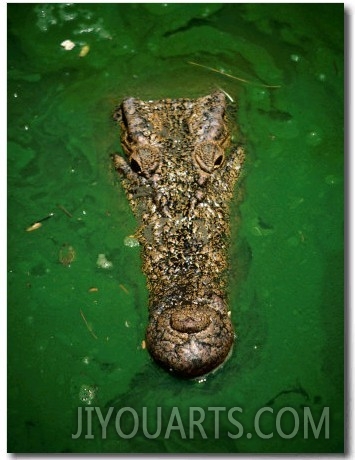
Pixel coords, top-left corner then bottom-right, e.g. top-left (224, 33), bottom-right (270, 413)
top-left (170, 307), bottom-right (210, 333)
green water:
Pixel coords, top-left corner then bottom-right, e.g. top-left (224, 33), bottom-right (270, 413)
top-left (8, 3), bottom-right (344, 454)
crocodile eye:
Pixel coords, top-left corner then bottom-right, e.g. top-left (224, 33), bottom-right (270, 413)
top-left (130, 158), bottom-right (142, 173)
top-left (130, 147), bottom-right (160, 177)
top-left (214, 154), bottom-right (224, 168)
top-left (193, 142), bottom-right (225, 174)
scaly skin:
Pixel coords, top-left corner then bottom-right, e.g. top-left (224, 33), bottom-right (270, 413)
top-left (113, 91), bottom-right (244, 378)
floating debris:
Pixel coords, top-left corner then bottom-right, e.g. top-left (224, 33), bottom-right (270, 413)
top-left (218, 88), bottom-right (234, 103)
top-left (57, 204), bottom-right (73, 218)
top-left (124, 235), bottom-right (140, 247)
top-left (26, 222), bottom-right (42, 232)
top-left (26, 212), bottom-right (54, 232)
top-left (88, 287), bottom-right (99, 293)
top-left (80, 309), bottom-right (98, 340)
top-left (79, 44), bottom-right (90, 57)
top-left (59, 244), bottom-right (76, 266)
top-left (187, 60), bottom-right (281, 88)
top-left (61, 39), bottom-right (75, 51)
top-left (119, 284), bottom-right (129, 295)
top-left (96, 254), bottom-right (113, 269)
top-left (79, 383), bottom-right (97, 405)
top-left (290, 54), bottom-right (301, 63)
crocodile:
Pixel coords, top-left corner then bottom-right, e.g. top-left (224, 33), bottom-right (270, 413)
top-left (112, 91), bottom-right (244, 378)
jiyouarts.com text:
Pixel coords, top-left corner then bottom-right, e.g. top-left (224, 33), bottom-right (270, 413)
top-left (72, 405), bottom-right (330, 440)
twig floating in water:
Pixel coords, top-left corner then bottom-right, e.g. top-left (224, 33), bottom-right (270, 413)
top-left (57, 204), bottom-right (73, 218)
top-left (26, 213), bottom-right (55, 231)
top-left (187, 61), bottom-right (281, 88)
top-left (80, 309), bottom-right (98, 340)
top-left (119, 284), bottom-right (129, 295)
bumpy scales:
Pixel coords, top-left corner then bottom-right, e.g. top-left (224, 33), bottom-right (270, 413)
top-left (113, 91), bottom-right (244, 378)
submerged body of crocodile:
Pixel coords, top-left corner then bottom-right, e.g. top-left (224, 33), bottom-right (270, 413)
top-left (113, 91), bottom-right (244, 378)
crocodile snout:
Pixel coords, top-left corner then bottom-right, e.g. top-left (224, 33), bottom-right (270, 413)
top-left (146, 303), bottom-right (234, 378)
